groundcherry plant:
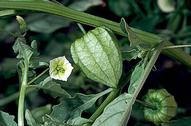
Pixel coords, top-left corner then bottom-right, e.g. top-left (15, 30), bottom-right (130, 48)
top-left (0, 1), bottom-right (191, 126)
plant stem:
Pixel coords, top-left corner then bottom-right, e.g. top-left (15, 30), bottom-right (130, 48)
top-left (135, 99), bottom-right (157, 110)
top-left (18, 86), bottom-right (27, 126)
top-left (0, 68), bottom-right (48, 107)
top-left (77, 23), bottom-right (86, 34)
top-left (163, 44), bottom-right (191, 49)
top-left (85, 88), bottom-right (119, 126)
top-left (0, 1), bottom-right (191, 68)
top-left (18, 63), bottom-right (28, 126)
top-left (132, 42), bottom-right (164, 102)
top-left (0, 1), bottom-right (123, 35)
top-left (0, 9), bottom-right (15, 16)
top-left (28, 68), bottom-right (49, 85)
top-left (162, 42), bottom-right (191, 68)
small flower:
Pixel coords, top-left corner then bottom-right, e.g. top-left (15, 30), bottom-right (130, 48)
top-left (49, 56), bottom-right (73, 81)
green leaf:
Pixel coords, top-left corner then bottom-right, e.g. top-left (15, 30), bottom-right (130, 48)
top-left (92, 93), bottom-right (133, 126)
top-left (120, 18), bottom-right (143, 48)
top-left (13, 37), bottom-right (42, 70)
top-left (128, 62), bottom-right (145, 94)
top-left (71, 27), bottom-right (122, 88)
top-left (30, 40), bottom-right (39, 57)
top-left (31, 104), bottom-right (52, 123)
top-left (25, 109), bottom-right (39, 126)
top-left (49, 88), bottom-right (112, 125)
top-left (36, 77), bottom-right (71, 98)
top-left (13, 37), bottom-right (33, 63)
top-left (122, 48), bottom-right (139, 61)
top-left (43, 34), bottom-right (70, 56)
top-left (108, 0), bottom-right (134, 17)
top-left (120, 18), bottom-right (157, 50)
top-left (69, 0), bottom-right (104, 11)
top-left (28, 40), bottom-right (49, 68)
top-left (162, 117), bottom-right (191, 126)
top-left (27, 14), bottom-right (70, 34)
top-left (122, 46), bottom-right (145, 61)
top-left (26, 0), bottom-right (104, 34)
top-left (42, 115), bottom-right (66, 126)
top-left (0, 111), bottom-right (17, 126)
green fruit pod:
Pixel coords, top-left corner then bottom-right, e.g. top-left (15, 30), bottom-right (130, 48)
top-left (143, 89), bottom-right (177, 125)
top-left (71, 27), bottom-right (122, 88)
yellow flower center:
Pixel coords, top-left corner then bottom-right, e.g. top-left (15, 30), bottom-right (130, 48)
top-left (52, 60), bottom-right (66, 76)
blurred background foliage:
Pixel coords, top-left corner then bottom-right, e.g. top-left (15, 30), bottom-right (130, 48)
top-left (0, 0), bottom-right (191, 125)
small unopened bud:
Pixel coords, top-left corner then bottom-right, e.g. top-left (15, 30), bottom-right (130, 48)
top-left (16, 15), bottom-right (27, 33)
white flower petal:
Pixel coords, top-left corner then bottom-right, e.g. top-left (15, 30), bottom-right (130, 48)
top-left (49, 56), bottom-right (73, 81)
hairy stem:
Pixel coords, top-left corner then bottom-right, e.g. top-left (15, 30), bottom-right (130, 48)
top-left (18, 63), bottom-right (28, 126)
top-left (0, 1), bottom-right (191, 68)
